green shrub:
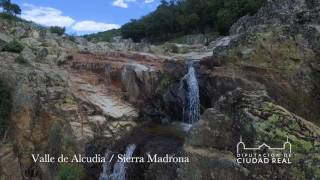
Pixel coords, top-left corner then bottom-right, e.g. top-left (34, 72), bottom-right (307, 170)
top-left (49, 26), bottom-right (65, 36)
top-left (1, 39), bottom-right (24, 53)
top-left (58, 164), bottom-right (85, 180)
top-left (0, 81), bottom-right (11, 137)
top-left (15, 55), bottom-right (27, 64)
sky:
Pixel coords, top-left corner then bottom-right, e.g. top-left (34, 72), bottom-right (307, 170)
top-left (11, 0), bottom-right (160, 35)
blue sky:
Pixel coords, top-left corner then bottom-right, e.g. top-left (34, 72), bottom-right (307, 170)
top-left (11, 0), bottom-right (160, 35)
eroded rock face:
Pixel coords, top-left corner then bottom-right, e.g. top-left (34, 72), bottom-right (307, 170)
top-left (200, 0), bottom-right (320, 124)
top-left (0, 51), bottom-right (78, 179)
top-left (63, 51), bottom-right (195, 125)
top-left (229, 0), bottom-right (311, 35)
top-left (68, 72), bottom-right (139, 142)
top-left (178, 89), bottom-right (320, 179)
top-left (66, 52), bottom-right (166, 103)
top-left (121, 63), bottom-right (160, 102)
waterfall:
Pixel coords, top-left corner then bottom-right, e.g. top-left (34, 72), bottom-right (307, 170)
top-left (111, 144), bottom-right (136, 180)
top-left (182, 62), bottom-right (200, 125)
top-left (100, 144), bottom-right (136, 180)
top-left (100, 151), bottom-right (112, 180)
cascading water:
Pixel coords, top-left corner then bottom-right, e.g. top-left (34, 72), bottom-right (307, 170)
top-left (185, 62), bottom-right (200, 125)
top-left (111, 144), bottom-right (136, 180)
top-left (100, 151), bottom-right (112, 180)
top-left (180, 62), bottom-right (200, 129)
top-left (100, 144), bottom-right (136, 180)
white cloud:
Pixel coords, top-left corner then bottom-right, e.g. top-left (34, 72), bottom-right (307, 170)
top-left (112, 0), bottom-right (136, 8)
top-left (21, 3), bottom-right (75, 27)
top-left (20, 4), bottom-right (119, 34)
top-left (113, 0), bottom-right (129, 8)
top-left (144, 0), bottom-right (154, 3)
top-left (72, 21), bottom-right (120, 33)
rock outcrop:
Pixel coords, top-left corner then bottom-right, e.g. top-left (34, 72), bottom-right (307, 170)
top-left (178, 88), bottom-right (320, 179)
top-left (0, 17), bottom-right (141, 179)
top-left (65, 51), bottom-right (166, 103)
top-left (0, 51), bottom-right (75, 179)
top-left (201, 0), bottom-right (320, 125)
top-left (68, 71), bottom-right (138, 142)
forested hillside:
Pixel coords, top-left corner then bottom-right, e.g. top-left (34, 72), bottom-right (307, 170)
top-left (122, 0), bottom-right (266, 42)
top-left (83, 29), bottom-right (121, 42)
top-left (84, 0), bottom-right (266, 43)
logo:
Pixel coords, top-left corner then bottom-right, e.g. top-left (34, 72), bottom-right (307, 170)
top-left (236, 136), bottom-right (293, 164)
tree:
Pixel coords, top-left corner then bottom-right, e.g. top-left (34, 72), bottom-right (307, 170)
top-left (49, 26), bottom-right (66, 36)
top-left (121, 20), bottom-right (146, 42)
top-left (0, 0), bottom-right (21, 16)
top-left (8, 3), bottom-right (21, 15)
top-left (1, 0), bottom-right (11, 13)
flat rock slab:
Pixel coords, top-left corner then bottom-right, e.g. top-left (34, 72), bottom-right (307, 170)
top-left (69, 74), bottom-right (138, 120)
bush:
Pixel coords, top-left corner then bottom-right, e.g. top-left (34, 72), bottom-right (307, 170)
top-left (1, 39), bottom-right (24, 53)
top-left (58, 164), bottom-right (85, 180)
top-left (15, 55), bottom-right (27, 64)
top-left (50, 26), bottom-right (65, 36)
top-left (0, 81), bottom-right (11, 137)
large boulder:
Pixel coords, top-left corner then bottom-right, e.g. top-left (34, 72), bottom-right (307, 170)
top-left (187, 108), bottom-right (234, 150)
top-left (121, 64), bottom-right (160, 102)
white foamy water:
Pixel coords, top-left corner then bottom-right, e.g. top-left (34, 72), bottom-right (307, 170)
top-left (100, 144), bottom-right (136, 180)
top-left (181, 62), bottom-right (200, 125)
